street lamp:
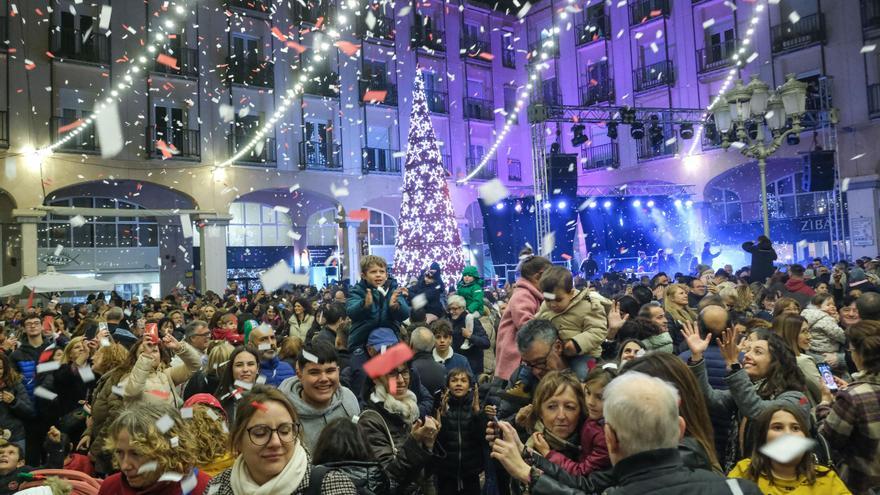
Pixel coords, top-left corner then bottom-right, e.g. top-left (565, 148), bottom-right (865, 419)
top-left (710, 73), bottom-right (808, 237)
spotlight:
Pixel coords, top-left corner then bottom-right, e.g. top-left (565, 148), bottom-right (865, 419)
top-left (646, 200), bottom-right (655, 208)
top-left (632, 199), bottom-right (642, 207)
top-left (685, 200), bottom-right (693, 208)
top-left (621, 106), bottom-right (636, 125)
top-left (571, 124), bottom-right (588, 147)
top-left (649, 115), bottom-right (663, 147)
top-left (557, 200), bottom-right (567, 209)
top-left (514, 202), bottom-right (522, 212)
top-left (588, 201), bottom-right (597, 209)
top-left (674, 199), bottom-right (682, 207)
top-left (680, 123), bottom-right (694, 140)
top-left (607, 121), bottom-right (618, 140)
top-left (603, 200), bottom-right (612, 209)
top-left (787, 132), bottom-right (800, 146)
top-left (550, 142), bottom-right (561, 154)
top-left (495, 202), bottom-right (505, 210)
top-left (630, 122), bottom-right (645, 140)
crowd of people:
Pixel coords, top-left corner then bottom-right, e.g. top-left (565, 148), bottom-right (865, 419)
top-left (0, 242), bottom-right (878, 495)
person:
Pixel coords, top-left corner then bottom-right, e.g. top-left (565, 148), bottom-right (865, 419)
top-left (701, 242), bottom-right (722, 268)
top-left (817, 319), bottom-right (880, 493)
top-left (774, 314), bottom-right (823, 405)
top-left (357, 361), bottom-right (441, 494)
top-left (785, 265), bottom-right (816, 308)
top-left (98, 402), bottom-right (211, 494)
top-left (0, 442), bottom-right (29, 495)
top-left (856, 291), bottom-right (880, 320)
top-left (206, 385), bottom-right (357, 495)
top-left (215, 345), bottom-right (260, 421)
top-left (310, 418), bottom-right (391, 495)
top-left (456, 266), bottom-right (485, 316)
top-left (410, 262), bottom-right (447, 319)
top-left (802, 294), bottom-right (847, 374)
top-left (682, 325), bottom-right (810, 467)
top-left (535, 266), bottom-right (610, 379)
top-left (839, 294), bottom-right (861, 329)
top-left (249, 324), bottom-right (295, 387)
top-left (0, 352), bottom-right (33, 453)
top-left (579, 253), bottom-right (598, 280)
top-left (212, 313), bottom-right (245, 345)
top-left (312, 303), bottom-right (346, 346)
top-left (729, 404), bottom-right (851, 494)
top-left (742, 236), bottom-right (777, 284)
top-left (183, 320), bottom-right (212, 366)
top-left (434, 368), bottom-right (488, 495)
top-left (278, 341), bottom-right (359, 453)
top-left (184, 394), bottom-right (235, 476)
top-left (494, 253), bottom-right (552, 383)
top-left (616, 339), bottom-right (644, 363)
top-left (184, 341), bottom-right (234, 399)
top-left (11, 314), bottom-right (49, 464)
top-left (614, 316), bottom-right (671, 354)
top-left (288, 298), bottom-right (315, 342)
top-left (118, 333), bottom-right (201, 407)
top-left (409, 327), bottom-right (447, 396)
top-left (428, 320), bottom-right (472, 373)
top-left (773, 297), bottom-right (802, 319)
top-left (687, 277), bottom-right (708, 308)
top-left (664, 284), bottom-right (696, 353)
top-left (447, 295), bottom-right (490, 375)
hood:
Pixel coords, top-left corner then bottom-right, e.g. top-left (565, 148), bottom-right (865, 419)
top-left (785, 278), bottom-right (809, 291)
top-left (801, 307), bottom-right (832, 325)
top-left (757, 238), bottom-right (773, 250)
top-left (462, 266), bottom-right (480, 278)
top-left (278, 375), bottom-right (346, 419)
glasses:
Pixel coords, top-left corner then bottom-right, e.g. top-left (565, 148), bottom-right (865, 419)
top-left (448, 306), bottom-right (463, 311)
top-left (246, 422), bottom-right (298, 446)
top-left (387, 368), bottom-right (410, 378)
top-left (522, 341), bottom-right (559, 371)
top-left (192, 332), bottom-right (211, 338)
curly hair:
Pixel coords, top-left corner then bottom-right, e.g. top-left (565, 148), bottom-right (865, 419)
top-left (0, 352), bottom-right (21, 387)
top-left (189, 404), bottom-right (230, 466)
top-left (105, 402), bottom-right (199, 475)
top-left (92, 343), bottom-right (129, 375)
top-left (751, 329), bottom-right (807, 399)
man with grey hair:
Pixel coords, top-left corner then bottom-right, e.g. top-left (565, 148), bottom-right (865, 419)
top-left (599, 372), bottom-right (761, 494)
top-left (409, 327), bottom-right (446, 395)
top-left (183, 320), bottom-right (211, 365)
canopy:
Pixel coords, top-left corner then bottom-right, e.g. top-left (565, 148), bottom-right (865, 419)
top-left (0, 267), bottom-right (115, 297)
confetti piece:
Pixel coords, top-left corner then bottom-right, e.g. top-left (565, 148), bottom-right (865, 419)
top-left (233, 380), bottom-right (254, 390)
top-left (788, 11), bottom-right (800, 24)
top-left (112, 385), bottom-right (125, 396)
top-left (542, 292), bottom-right (556, 300)
top-left (218, 104), bottom-right (235, 123)
top-left (287, 230), bottom-right (302, 241)
top-left (517, 1), bottom-right (531, 18)
top-left (541, 232), bottom-right (555, 257)
top-left (388, 378), bottom-right (397, 395)
top-left (170, 437), bottom-right (179, 448)
top-left (349, 209), bottom-right (370, 221)
top-left (37, 361), bottom-right (61, 374)
top-left (271, 26), bottom-right (287, 41)
top-left (363, 343), bottom-right (414, 379)
top-left (95, 100), bottom-right (124, 159)
top-left (759, 434), bottom-right (814, 464)
top-left (302, 350), bottom-right (319, 363)
top-left (862, 45), bottom-right (877, 54)
top-left (70, 215), bottom-right (87, 228)
top-left (330, 183), bottom-right (349, 198)
top-left (148, 389), bottom-right (171, 399)
top-left (251, 401), bottom-right (268, 412)
top-left (256, 375), bottom-right (267, 385)
top-left (158, 472), bottom-right (183, 482)
top-left (841, 177), bottom-right (851, 192)
top-left (412, 293), bottom-right (427, 310)
top-left (181, 471), bottom-right (198, 494)
top-left (98, 5), bottom-right (111, 30)
top-left (180, 407), bottom-right (193, 419)
top-left (850, 154), bottom-right (865, 161)
top-left (180, 214), bottom-right (192, 238)
top-left (260, 260), bottom-right (292, 293)
top-left (156, 53), bottom-right (179, 70)
top-left (335, 40), bottom-right (361, 56)
top-left (34, 386), bottom-right (58, 401)
top-left (138, 461), bottom-right (159, 474)
top-left (362, 89), bottom-right (387, 103)
top-left (478, 179), bottom-right (509, 205)
top-left (53, 245), bottom-right (63, 256)
top-left (78, 365), bottom-right (95, 383)
top-left (702, 18), bottom-right (715, 29)
top-left (286, 41), bottom-right (307, 54)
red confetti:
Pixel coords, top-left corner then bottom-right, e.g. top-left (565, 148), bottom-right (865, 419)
top-left (388, 378), bottom-right (397, 395)
top-left (147, 389), bottom-right (170, 399)
top-left (561, 253), bottom-right (572, 260)
top-left (286, 41), bottom-right (306, 54)
top-left (363, 343), bottom-right (414, 379)
top-left (156, 139), bottom-right (175, 159)
top-left (478, 52), bottom-right (495, 61)
top-left (46, 51), bottom-right (55, 59)
top-left (58, 119), bottom-right (84, 133)
top-left (251, 401), bottom-right (268, 412)
top-left (156, 54), bottom-right (179, 70)
top-left (348, 209), bottom-right (369, 222)
top-left (362, 90), bottom-right (387, 103)
top-left (335, 40), bottom-right (361, 56)
top-left (649, 9), bottom-right (662, 16)
top-left (271, 27), bottom-right (287, 42)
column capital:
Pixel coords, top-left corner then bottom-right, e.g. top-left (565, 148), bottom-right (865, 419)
top-left (12, 209), bottom-right (46, 224)
top-left (195, 213), bottom-right (233, 227)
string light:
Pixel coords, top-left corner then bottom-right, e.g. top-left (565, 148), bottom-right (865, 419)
top-left (686, 1), bottom-right (767, 157)
top-left (41, 0), bottom-right (194, 154)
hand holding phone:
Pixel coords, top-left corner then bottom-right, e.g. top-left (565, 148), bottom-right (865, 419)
top-left (817, 363), bottom-right (838, 391)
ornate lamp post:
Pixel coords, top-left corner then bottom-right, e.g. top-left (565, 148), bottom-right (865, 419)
top-left (710, 73), bottom-right (809, 237)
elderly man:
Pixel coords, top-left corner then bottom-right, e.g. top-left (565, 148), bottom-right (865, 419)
top-left (248, 324), bottom-right (295, 387)
top-left (409, 326), bottom-right (447, 396)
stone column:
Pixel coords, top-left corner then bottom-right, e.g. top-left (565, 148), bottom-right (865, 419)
top-left (339, 220), bottom-right (362, 284)
top-left (196, 214), bottom-right (232, 294)
top-left (13, 210), bottom-right (45, 278)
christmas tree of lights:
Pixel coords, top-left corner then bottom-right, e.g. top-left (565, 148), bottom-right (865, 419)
top-left (393, 69), bottom-right (465, 287)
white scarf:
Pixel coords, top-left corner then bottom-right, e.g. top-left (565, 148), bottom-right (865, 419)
top-left (230, 441), bottom-right (308, 495)
top-left (371, 383), bottom-right (420, 423)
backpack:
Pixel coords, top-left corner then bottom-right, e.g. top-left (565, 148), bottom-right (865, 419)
top-left (306, 463), bottom-right (390, 495)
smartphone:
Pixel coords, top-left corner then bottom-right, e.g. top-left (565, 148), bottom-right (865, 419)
top-left (85, 323), bottom-right (100, 340)
top-left (817, 363), bottom-right (838, 391)
top-left (489, 415), bottom-right (501, 438)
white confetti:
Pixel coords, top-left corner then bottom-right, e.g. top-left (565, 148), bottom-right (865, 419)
top-left (98, 5), bottom-right (112, 30)
top-left (330, 183), bottom-right (349, 198)
top-left (78, 365), bottom-right (95, 383)
top-left (155, 414), bottom-right (175, 434)
top-left (788, 11), bottom-right (800, 24)
top-left (850, 154), bottom-right (865, 161)
top-left (37, 361), bottom-right (61, 374)
top-left (760, 434), bottom-right (814, 464)
top-left (516, 2), bottom-right (531, 18)
top-left (412, 293), bottom-right (427, 310)
top-left (841, 177), bottom-right (851, 192)
top-left (542, 292), bottom-right (556, 300)
top-left (181, 471), bottom-right (198, 494)
top-left (95, 100), bottom-right (124, 159)
top-left (302, 350), bottom-right (319, 363)
top-left (158, 471), bottom-right (183, 482)
top-left (34, 387), bottom-right (58, 401)
top-left (287, 230), bottom-right (302, 241)
top-left (233, 380), bottom-right (254, 390)
top-left (53, 245), bottom-right (63, 256)
top-left (861, 45), bottom-right (877, 54)
top-left (180, 407), bottom-right (193, 419)
top-left (702, 18), bottom-right (715, 29)
top-left (260, 260), bottom-right (292, 293)
top-left (138, 461), bottom-right (159, 474)
top-left (258, 343), bottom-right (272, 351)
top-left (169, 436), bottom-right (179, 448)
top-left (179, 214), bottom-right (192, 239)
top-left (70, 215), bottom-right (87, 228)
top-left (541, 232), bottom-right (555, 257)
top-left (218, 104), bottom-right (235, 123)
top-left (478, 179), bottom-right (509, 205)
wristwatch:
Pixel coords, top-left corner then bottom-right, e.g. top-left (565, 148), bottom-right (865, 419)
top-left (727, 362), bottom-right (743, 375)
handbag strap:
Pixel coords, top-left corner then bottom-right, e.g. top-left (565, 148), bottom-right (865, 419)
top-left (359, 409), bottom-right (398, 456)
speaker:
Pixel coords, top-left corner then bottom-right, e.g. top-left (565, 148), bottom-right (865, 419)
top-left (801, 150), bottom-right (835, 192)
top-left (547, 153), bottom-right (578, 198)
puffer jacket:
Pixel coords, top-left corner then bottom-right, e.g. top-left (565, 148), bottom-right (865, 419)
top-left (801, 307), bottom-right (847, 354)
top-left (535, 289), bottom-right (611, 358)
top-left (85, 368), bottom-right (127, 474)
top-left (435, 392), bottom-right (487, 480)
top-left (495, 278), bottom-right (543, 380)
top-left (277, 375), bottom-right (360, 453)
top-left (0, 381), bottom-right (33, 443)
top-left (357, 400), bottom-right (437, 494)
top-left (346, 278), bottom-right (410, 351)
top-left (316, 461), bottom-right (391, 495)
top-left (449, 312), bottom-right (490, 375)
top-left (119, 343), bottom-right (201, 407)
top-left (288, 313), bottom-right (315, 341)
top-left (456, 266), bottom-right (485, 316)
top-left (10, 341), bottom-right (49, 401)
top-left (480, 311), bottom-right (498, 376)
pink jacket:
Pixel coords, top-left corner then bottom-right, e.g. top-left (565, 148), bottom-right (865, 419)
top-left (546, 418), bottom-right (611, 476)
top-left (494, 278), bottom-right (543, 380)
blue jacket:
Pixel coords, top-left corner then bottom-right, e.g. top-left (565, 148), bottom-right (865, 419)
top-left (346, 278), bottom-right (410, 351)
top-left (10, 341), bottom-right (49, 402)
top-left (258, 356), bottom-right (295, 388)
top-left (680, 343), bottom-right (734, 463)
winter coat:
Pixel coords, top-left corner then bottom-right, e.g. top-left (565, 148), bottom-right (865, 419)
top-left (86, 368), bottom-right (126, 474)
top-left (346, 278), bottom-right (410, 351)
top-left (641, 331), bottom-right (673, 354)
top-left (98, 470), bottom-right (211, 495)
top-left (277, 375), bottom-right (360, 453)
top-left (410, 266), bottom-right (447, 318)
top-left (314, 461), bottom-right (391, 495)
top-left (49, 363), bottom-right (93, 421)
top-left (535, 289), bottom-right (611, 358)
top-left (480, 311), bottom-right (498, 375)
top-left (10, 340), bottom-right (49, 401)
top-left (433, 349), bottom-right (473, 375)
top-left (0, 381), bottom-right (33, 443)
top-left (288, 314), bottom-right (316, 341)
top-left (435, 393), bottom-right (487, 480)
top-left (410, 351), bottom-right (447, 396)
top-left (449, 312), bottom-right (490, 375)
top-left (257, 356), bottom-right (295, 387)
top-left (357, 400), bottom-right (437, 494)
top-left (495, 278), bottom-right (543, 380)
top-left (680, 344), bottom-right (734, 460)
top-left (546, 417), bottom-right (610, 476)
top-left (796, 353), bottom-right (823, 405)
top-left (456, 266), bottom-right (485, 316)
top-left (119, 343), bottom-right (202, 407)
top-left (742, 239), bottom-right (777, 284)
top-left (210, 327), bottom-right (244, 345)
top-left (801, 307), bottom-right (847, 354)
top-left (183, 370), bottom-right (221, 400)
top-left (207, 461), bottom-right (357, 495)
top-left (784, 278), bottom-right (816, 309)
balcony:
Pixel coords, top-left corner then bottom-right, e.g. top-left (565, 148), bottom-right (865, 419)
top-left (463, 97), bottom-right (494, 121)
top-left (582, 142), bottom-right (619, 171)
top-left (229, 132), bottom-right (276, 165)
top-left (359, 80), bottom-right (398, 106)
top-left (49, 27), bottom-right (110, 65)
top-left (303, 71), bottom-right (339, 98)
top-left (637, 135), bottom-right (677, 161)
top-left (299, 141), bottom-right (341, 170)
top-left (869, 84), bottom-right (880, 119)
top-left (51, 117), bottom-right (99, 153)
top-left (227, 0), bottom-right (270, 13)
top-left (358, 14), bottom-right (395, 41)
top-left (629, 0), bottom-right (669, 26)
top-left (527, 36), bottom-right (559, 59)
top-left (363, 147), bottom-right (402, 174)
top-left (697, 40), bottom-right (736, 74)
top-left (465, 157), bottom-right (496, 181)
top-left (426, 90), bottom-right (449, 114)
top-left (771, 13), bottom-right (825, 54)
top-left (575, 15), bottom-right (611, 46)
top-left (0, 111), bottom-right (8, 148)
top-left (507, 159), bottom-right (522, 181)
top-left (580, 79), bottom-right (613, 106)
top-left (225, 58), bottom-right (274, 88)
top-left (147, 126), bottom-right (200, 160)
top-left (863, 0), bottom-right (880, 38)
top-left (633, 60), bottom-right (675, 93)
top-left (152, 47), bottom-right (199, 79)
top-left (533, 84), bottom-right (562, 106)
top-left (411, 14), bottom-right (445, 52)
top-left (298, 1), bottom-right (331, 24)
top-left (461, 34), bottom-right (491, 60)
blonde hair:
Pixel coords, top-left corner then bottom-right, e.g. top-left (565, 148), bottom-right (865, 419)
top-left (92, 343), bottom-right (129, 375)
top-left (527, 370), bottom-right (586, 431)
top-left (207, 341), bottom-right (234, 377)
top-left (60, 337), bottom-right (86, 365)
top-left (279, 336), bottom-right (303, 362)
top-left (105, 402), bottom-right (199, 474)
top-left (663, 284), bottom-right (696, 325)
top-left (359, 255), bottom-right (387, 274)
top-left (189, 404), bottom-right (230, 466)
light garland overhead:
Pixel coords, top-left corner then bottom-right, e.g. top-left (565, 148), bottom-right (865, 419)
top-left (686, 1), bottom-right (767, 156)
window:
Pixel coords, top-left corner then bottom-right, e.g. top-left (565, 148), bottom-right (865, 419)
top-left (708, 188), bottom-right (742, 224)
top-left (38, 198), bottom-right (159, 248)
top-left (504, 85), bottom-right (518, 124)
top-left (154, 106), bottom-right (186, 151)
top-left (368, 210), bottom-right (397, 246)
top-left (501, 30), bottom-right (515, 68)
top-left (227, 202), bottom-right (293, 247)
top-left (767, 172), bottom-right (828, 219)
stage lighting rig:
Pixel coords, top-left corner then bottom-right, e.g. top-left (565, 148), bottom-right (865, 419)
top-left (680, 123), bottom-right (694, 140)
top-left (607, 121), bottom-right (618, 140)
top-left (571, 124), bottom-right (589, 146)
top-left (648, 115), bottom-right (664, 147)
top-left (630, 122), bottom-right (645, 140)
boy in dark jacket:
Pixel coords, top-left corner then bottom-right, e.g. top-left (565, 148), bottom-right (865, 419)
top-left (434, 369), bottom-right (489, 495)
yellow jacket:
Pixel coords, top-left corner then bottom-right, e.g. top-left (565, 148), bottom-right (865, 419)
top-left (728, 458), bottom-right (852, 495)
top-left (535, 289), bottom-right (610, 357)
